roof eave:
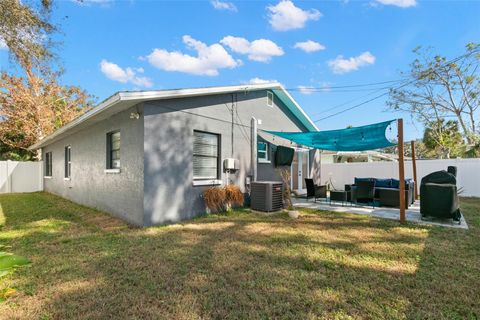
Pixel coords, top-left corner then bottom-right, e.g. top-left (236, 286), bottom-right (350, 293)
top-left (28, 82), bottom-right (317, 150)
top-left (28, 93), bottom-right (121, 150)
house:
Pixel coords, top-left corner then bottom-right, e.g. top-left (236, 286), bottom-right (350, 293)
top-left (320, 150), bottom-right (400, 163)
top-left (30, 83), bottom-right (320, 226)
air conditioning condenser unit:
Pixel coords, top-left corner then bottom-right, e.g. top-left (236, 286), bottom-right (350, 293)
top-left (250, 181), bottom-right (283, 212)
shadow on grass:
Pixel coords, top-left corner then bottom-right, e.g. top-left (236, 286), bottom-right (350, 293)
top-left (0, 193), bottom-right (479, 319)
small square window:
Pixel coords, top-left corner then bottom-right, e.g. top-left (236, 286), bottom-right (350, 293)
top-left (267, 91), bottom-right (274, 107)
top-left (257, 142), bottom-right (270, 162)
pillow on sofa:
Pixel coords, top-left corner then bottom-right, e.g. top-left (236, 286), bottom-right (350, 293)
top-left (375, 178), bottom-right (392, 188)
top-left (391, 179), bottom-right (400, 189)
top-left (391, 178), bottom-right (413, 189)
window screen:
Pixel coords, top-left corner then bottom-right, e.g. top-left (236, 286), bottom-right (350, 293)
top-left (257, 142), bottom-right (269, 162)
top-left (267, 91), bottom-right (274, 107)
top-left (65, 146), bottom-right (71, 178)
top-left (45, 152), bottom-right (52, 177)
top-left (193, 131), bottom-right (219, 180)
top-left (107, 131), bottom-right (121, 169)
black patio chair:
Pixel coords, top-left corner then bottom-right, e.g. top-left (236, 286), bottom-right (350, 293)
top-left (351, 180), bottom-right (376, 208)
top-left (305, 178), bottom-right (327, 202)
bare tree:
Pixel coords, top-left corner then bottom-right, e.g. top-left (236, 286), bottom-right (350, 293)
top-left (387, 43), bottom-right (480, 146)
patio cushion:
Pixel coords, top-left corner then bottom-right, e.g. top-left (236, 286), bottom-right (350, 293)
top-left (375, 178), bottom-right (392, 188)
top-left (391, 179), bottom-right (400, 189)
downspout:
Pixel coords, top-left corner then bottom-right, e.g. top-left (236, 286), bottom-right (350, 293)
top-left (251, 117), bottom-right (257, 181)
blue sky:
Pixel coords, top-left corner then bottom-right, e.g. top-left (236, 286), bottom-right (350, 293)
top-left (1, 0), bottom-right (479, 140)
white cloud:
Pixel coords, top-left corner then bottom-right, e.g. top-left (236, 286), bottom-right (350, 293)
top-left (267, 0), bottom-right (322, 31)
top-left (375, 0), bottom-right (417, 7)
top-left (210, 0), bottom-right (237, 11)
top-left (245, 77), bottom-right (277, 85)
top-left (297, 86), bottom-right (316, 95)
top-left (294, 40), bottom-right (326, 53)
top-left (146, 36), bottom-right (240, 76)
top-left (220, 36), bottom-right (284, 62)
top-left (328, 51), bottom-right (376, 74)
top-left (100, 60), bottom-right (153, 88)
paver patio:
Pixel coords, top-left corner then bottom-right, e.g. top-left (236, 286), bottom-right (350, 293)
top-left (293, 198), bottom-right (469, 229)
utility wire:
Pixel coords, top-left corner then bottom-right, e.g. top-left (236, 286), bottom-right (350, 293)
top-left (311, 49), bottom-right (479, 122)
top-left (141, 49), bottom-right (478, 131)
top-left (284, 79), bottom-right (405, 91)
top-left (314, 90), bottom-right (393, 122)
top-left (285, 86), bottom-right (395, 93)
top-left (309, 86), bottom-right (390, 117)
top-left (158, 103), bottom-right (252, 129)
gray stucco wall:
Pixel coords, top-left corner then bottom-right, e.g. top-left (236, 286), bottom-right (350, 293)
top-left (143, 89), bottom-right (315, 226)
top-left (42, 105), bottom-right (144, 226)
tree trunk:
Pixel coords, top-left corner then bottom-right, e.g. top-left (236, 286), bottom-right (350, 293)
top-left (455, 112), bottom-right (473, 144)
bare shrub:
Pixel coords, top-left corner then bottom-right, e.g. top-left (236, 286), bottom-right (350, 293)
top-left (203, 187), bottom-right (226, 213)
top-left (224, 185), bottom-right (244, 208)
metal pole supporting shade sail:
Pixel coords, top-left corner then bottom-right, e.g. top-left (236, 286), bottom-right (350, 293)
top-left (264, 120), bottom-right (397, 151)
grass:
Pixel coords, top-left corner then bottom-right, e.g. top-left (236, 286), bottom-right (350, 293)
top-left (0, 192), bottom-right (479, 319)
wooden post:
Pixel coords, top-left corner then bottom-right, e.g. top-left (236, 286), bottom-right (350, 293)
top-left (398, 119), bottom-right (406, 223)
top-left (411, 140), bottom-right (419, 200)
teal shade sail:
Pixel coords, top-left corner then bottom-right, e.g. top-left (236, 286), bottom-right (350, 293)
top-left (265, 120), bottom-right (397, 151)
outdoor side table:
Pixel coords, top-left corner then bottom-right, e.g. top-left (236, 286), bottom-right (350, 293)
top-left (330, 190), bottom-right (350, 206)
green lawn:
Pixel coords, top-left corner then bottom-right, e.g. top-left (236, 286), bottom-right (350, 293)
top-left (0, 192), bottom-right (479, 319)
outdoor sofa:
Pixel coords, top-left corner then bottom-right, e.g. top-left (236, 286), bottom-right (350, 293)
top-left (346, 177), bottom-right (415, 208)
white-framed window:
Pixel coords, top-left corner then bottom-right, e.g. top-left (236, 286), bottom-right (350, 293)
top-left (193, 130), bottom-right (220, 180)
top-left (64, 146), bottom-right (71, 178)
top-left (107, 131), bottom-right (121, 169)
top-left (45, 152), bottom-right (53, 177)
top-left (257, 142), bottom-right (270, 162)
top-left (267, 91), bottom-right (274, 107)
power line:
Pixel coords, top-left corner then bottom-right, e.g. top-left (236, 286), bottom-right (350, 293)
top-left (284, 79), bottom-right (405, 91)
top-left (141, 49), bottom-right (477, 133)
top-left (156, 103), bottom-right (252, 129)
top-left (311, 49), bottom-right (479, 122)
top-left (286, 86), bottom-right (395, 93)
top-left (314, 90), bottom-right (392, 122)
top-left (309, 86), bottom-right (390, 117)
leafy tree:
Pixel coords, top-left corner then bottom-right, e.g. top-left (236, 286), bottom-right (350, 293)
top-left (408, 140), bottom-right (437, 160)
top-left (0, 73), bottom-right (91, 159)
top-left (422, 119), bottom-right (464, 159)
top-left (0, 0), bottom-right (55, 81)
top-left (387, 43), bottom-right (480, 146)
top-left (0, 0), bottom-right (92, 159)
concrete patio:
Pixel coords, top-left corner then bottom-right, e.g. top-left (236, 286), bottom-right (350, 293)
top-left (293, 197), bottom-right (468, 229)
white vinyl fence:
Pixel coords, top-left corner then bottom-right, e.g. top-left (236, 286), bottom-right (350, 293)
top-left (321, 158), bottom-right (480, 197)
top-left (0, 161), bottom-right (43, 193)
